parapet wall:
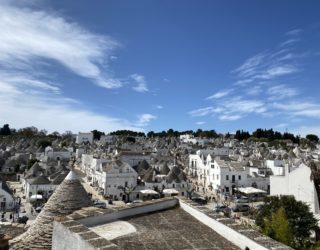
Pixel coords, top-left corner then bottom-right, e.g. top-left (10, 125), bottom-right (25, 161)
top-left (52, 197), bottom-right (292, 250)
top-left (52, 197), bottom-right (178, 250)
top-left (179, 198), bottom-right (292, 250)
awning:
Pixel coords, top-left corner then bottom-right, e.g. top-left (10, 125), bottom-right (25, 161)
top-left (163, 189), bottom-right (179, 195)
top-left (236, 187), bottom-right (266, 194)
top-left (30, 194), bottom-right (43, 200)
top-left (139, 189), bottom-right (159, 195)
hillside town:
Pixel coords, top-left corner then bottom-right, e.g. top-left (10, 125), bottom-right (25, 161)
top-left (0, 125), bottom-right (320, 249)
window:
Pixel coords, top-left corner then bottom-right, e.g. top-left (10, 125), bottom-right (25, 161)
top-left (225, 187), bottom-right (229, 193)
top-left (182, 184), bottom-right (184, 188)
top-left (212, 174), bottom-right (215, 180)
top-left (226, 175), bottom-right (229, 181)
top-left (172, 184), bottom-right (175, 188)
top-left (136, 194), bottom-right (140, 198)
top-left (238, 175), bottom-right (241, 180)
top-left (125, 181), bottom-right (128, 187)
top-left (216, 174), bottom-right (219, 180)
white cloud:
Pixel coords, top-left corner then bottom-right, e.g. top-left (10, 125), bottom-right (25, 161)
top-left (206, 89), bottom-right (233, 100)
top-left (219, 114), bottom-right (242, 121)
top-left (221, 97), bottom-right (266, 115)
top-left (189, 107), bottom-right (223, 117)
top-left (0, 82), bottom-right (141, 133)
top-left (274, 123), bottom-right (289, 128)
top-left (0, 1), bottom-right (122, 89)
top-left (135, 114), bottom-right (157, 127)
top-left (189, 97), bottom-right (266, 121)
top-left (0, 1), bottom-right (146, 133)
top-left (286, 29), bottom-right (302, 36)
top-left (279, 38), bottom-right (300, 47)
top-left (290, 126), bottom-right (320, 137)
top-left (234, 53), bottom-right (265, 78)
top-left (246, 85), bottom-right (262, 95)
top-left (156, 105), bottom-right (163, 109)
top-left (267, 84), bottom-right (298, 100)
top-left (196, 121), bottom-right (206, 125)
top-left (131, 74), bottom-right (149, 93)
top-left (273, 101), bottom-right (320, 118)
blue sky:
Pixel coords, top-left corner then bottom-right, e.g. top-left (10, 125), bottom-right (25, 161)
top-left (1, 0), bottom-right (320, 135)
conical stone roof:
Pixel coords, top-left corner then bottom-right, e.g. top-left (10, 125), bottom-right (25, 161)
top-left (10, 170), bottom-right (92, 250)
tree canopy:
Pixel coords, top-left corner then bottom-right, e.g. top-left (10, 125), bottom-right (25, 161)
top-left (0, 124), bottom-right (11, 136)
top-left (306, 134), bottom-right (319, 143)
top-left (91, 129), bottom-right (105, 140)
top-left (256, 195), bottom-right (318, 249)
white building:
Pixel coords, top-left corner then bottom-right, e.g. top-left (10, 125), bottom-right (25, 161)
top-left (76, 132), bottom-right (93, 144)
top-left (270, 163), bottom-right (320, 215)
top-left (93, 160), bottom-right (138, 201)
top-left (266, 160), bottom-right (285, 176)
top-left (189, 151), bottom-right (269, 195)
top-left (0, 177), bottom-right (14, 210)
top-left (43, 146), bottom-right (72, 161)
top-left (81, 154), bottom-right (110, 182)
top-left (25, 175), bottom-right (57, 200)
top-left (118, 151), bottom-right (151, 167)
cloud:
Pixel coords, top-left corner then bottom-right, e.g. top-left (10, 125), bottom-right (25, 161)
top-left (155, 105), bottom-right (163, 109)
top-left (246, 85), bottom-right (262, 95)
top-left (279, 38), bottom-right (300, 47)
top-left (274, 123), bottom-right (289, 128)
top-left (0, 81), bottom-right (142, 133)
top-left (131, 73), bottom-right (149, 93)
top-left (0, 1), bottom-right (122, 89)
top-left (219, 114), bottom-right (242, 121)
top-left (0, 1), bottom-right (146, 133)
top-left (290, 126), bottom-right (320, 137)
top-left (189, 107), bottom-right (223, 117)
top-left (273, 101), bottom-right (320, 118)
top-left (189, 28), bottom-right (320, 126)
top-left (285, 29), bottom-right (302, 36)
top-left (267, 84), bottom-right (298, 100)
top-left (189, 97), bottom-right (266, 121)
top-left (206, 89), bottom-right (233, 100)
top-left (196, 121), bottom-right (206, 125)
top-left (135, 114), bottom-right (157, 127)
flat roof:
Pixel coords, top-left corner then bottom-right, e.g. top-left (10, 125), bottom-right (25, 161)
top-left (102, 207), bottom-right (240, 250)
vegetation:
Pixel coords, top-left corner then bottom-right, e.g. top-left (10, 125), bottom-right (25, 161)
top-left (109, 130), bottom-right (145, 137)
top-left (0, 124), bottom-right (11, 136)
top-left (306, 134), bottom-right (319, 143)
top-left (147, 129), bottom-right (218, 138)
top-left (91, 129), bottom-right (105, 140)
top-left (263, 207), bottom-right (294, 246)
top-left (256, 195), bottom-right (318, 249)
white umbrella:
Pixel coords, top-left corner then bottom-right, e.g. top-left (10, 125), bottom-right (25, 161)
top-left (30, 194), bottom-right (43, 200)
top-left (139, 189), bottom-right (159, 195)
top-left (163, 189), bottom-right (179, 195)
top-left (236, 187), bottom-right (266, 194)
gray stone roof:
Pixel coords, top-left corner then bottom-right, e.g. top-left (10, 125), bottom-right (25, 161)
top-left (0, 176), bottom-right (13, 195)
top-left (10, 170), bottom-right (92, 250)
top-left (30, 175), bottom-right (51, 185)
top-left (166, 166), bottom-right (186, 183)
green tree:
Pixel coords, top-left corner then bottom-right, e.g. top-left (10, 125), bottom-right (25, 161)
top-left (256, 195), bottom-right (318, 248)
top-left (306, 134), bottom-right (319, 143)
top-left (91, 129), bottom-right (105, 140)
top-left (0, 124), bottom-right (11, 136)
top-left (37, 139), bottom-right (52, 148)
top-left (264, 207), bottom-right (294, 246)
